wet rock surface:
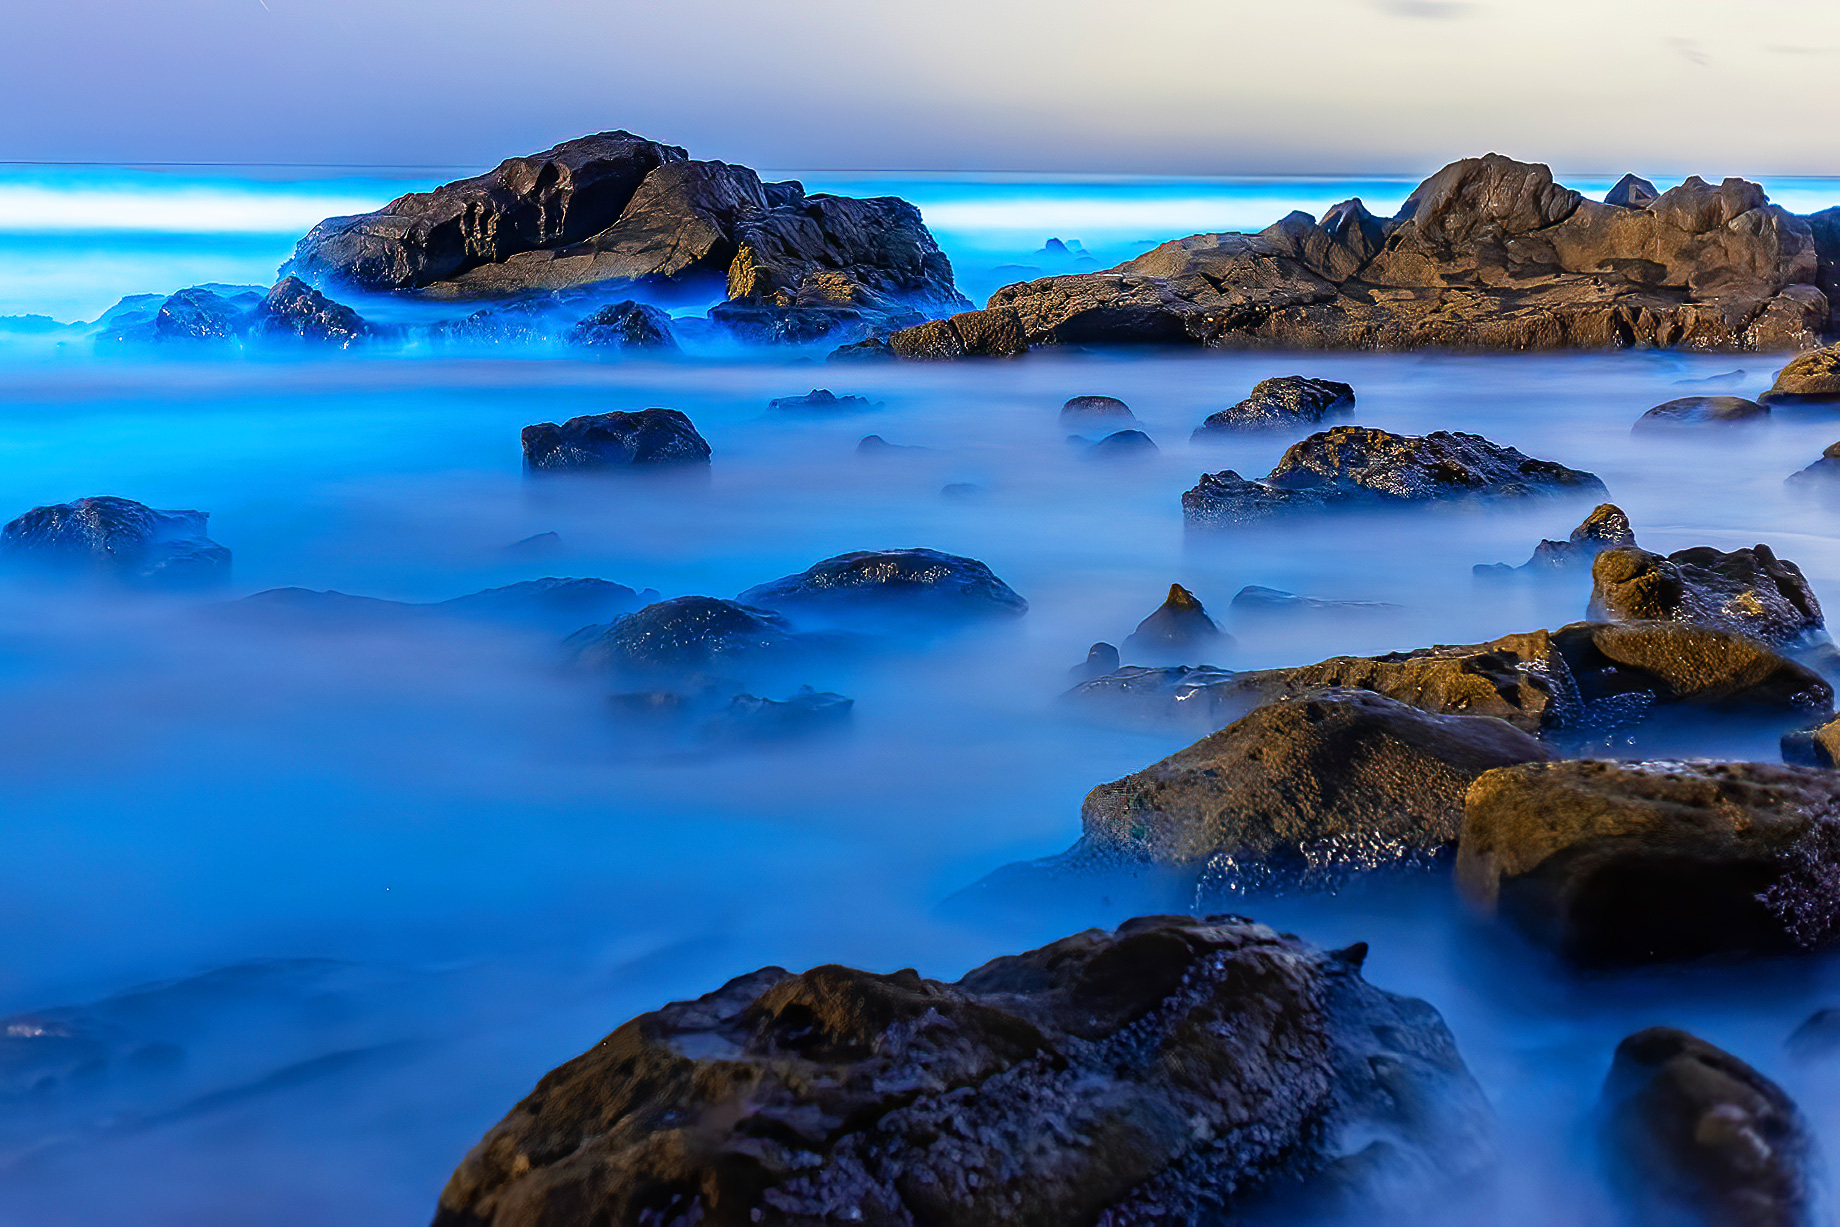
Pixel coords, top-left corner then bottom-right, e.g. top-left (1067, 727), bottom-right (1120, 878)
top-left (1458, 759), bottom-right (1840, 964)
top-left (1633, 395), bottom-right (1770, 429)
top-left (737, 548), bottom-right (1027, 622)
top-left (521, 408), bottom-right (712, 471)
top-left (1786, 441), bottom-right (1840, 484)
top-left (1600, 1026), bottom-right (1820, 1227)
top-left (1122, 583), bottom-right (1226, 659)
top-left (1475, 503), bottom-right (1636, 576)
top-left (250, 276), bottom-right (369, 346)
top-left (1192, 375), bottom-right (1355, 436)
top-left (1228, 586), bottom-right (1401, 615)
top-left (768, 388), bottom-right (875, 412)
top-left (1, 496), bottom-right (231, 587)
top-left (1781, 715), bottom-right (1840, 769)
top-left (431, 914), bottom-right (1492, 1227)
top-left (566, 300), bottom-right (678, 350)
top-left (701, 687), bottom-right (853, 743)
top-left (567, 596), bottom-right (807, 680)
top-left (1182, 426), bottom-right (1604, 525)
top-left (887, 154), bottom-right (1829, 356)
top-left (1764, 344), bottom-right (1840, 400)
top-left (1059, 394), bottom-right (1136, 423)
top-left (1589, 543), bottom-right (1825, 650)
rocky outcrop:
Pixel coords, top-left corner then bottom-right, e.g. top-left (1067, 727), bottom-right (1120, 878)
top-left (567, 596), bottom-right (806, 679)
top-left (1633, 395), bottom-right (1769, 428)
top-left (1601, 1027), bottom-right (1818, 1227)
top-left (1474, 503), bottom-right (1635, 576)
top-left (285, 131), bottom-right (967, 342)
top-left (1182, 426), bottom-right (1604, 525)
top-left (1588, 543), bottom-right (1825, 650)
top-left (1192, 375), bottom-right (1355, 436)
top-left (1764, 344), bottom-right (1840, 400)
top-left (92, 280), bottom-right (367, 347)
top-left (1065, 690), bottom-right (1549, 894)
top-left (768, 389), bottom-right (874, 412)
top-left (1457, 759), bottom-right (1840, 964)
top-left (887, 154), bottom-right (1828, 356)
top-left (1, 496), bottom-right (230, 587)
top-left (737, 548), bottom-right (1027, 623)
top-left (152, 286), bottom-right (256, 340)
top-left (566, 301), bottom-right (677, 350)
top-left (1121, 583), bottom-right (1226, 659)
top-left (1065, 620), bottom-right (1833, 736)
top-left (1060, 394), bottom-right (1135, 423)
top-left (250, 276), bottom-right (369, 346)
top-left (521, 408), bottom-right (711, 471)
top-left (430, 915), bottom-right (1492, 1227)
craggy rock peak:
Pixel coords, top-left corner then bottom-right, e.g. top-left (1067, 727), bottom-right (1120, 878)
top-left (1588, 543), bottom-right (1825, 651)
top-left (1458, 759), bottom-right (1840, 964)
top-left (1192, 375), bottom-right (1355, 436)
top-left (94, 279), bottom-right (371, 347)
top-left (1601, 1027), bottom-right (1819, 1227)
top-left (1476, 503), bottom-right (1636, 576)
top-left (1121, 583), bottom-right (1226, 658)
top-left (737, 548), bottom-right (1027, 621)
top-left (286, 131), bottom-right (968, 340)
top-left (1065, 620), bottom-right (1834, 737)
top-left (251, 276), bottom-right (369, 347)
top-left (521, 408), bottom-right (712, 471)
top-left (566, 300), bottom-right (677, 350)
top-left (1765, 343), bottom-right (1840, 400)
top-left (1633, 395), bottom-right (1769, 429)
top-left (884, 154), bottom-right (1829, 356)
top-left (431, 915), bottom-right (1492, 1227)
top-left (1182, 426), bottom-right (1604, 525)
top-left (1062, 689), bottom-right (1550, 895)
top-left (1, 496), bottom-right (230, 587)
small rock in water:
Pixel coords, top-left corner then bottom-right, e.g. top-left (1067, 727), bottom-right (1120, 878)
top-left (941, 482), bottom-right (984, 499)
top-left (768, 388), bottom-right (875, 412)
top-left (1633, 395), bottom-right (1769, 429)
top-left (1589, 542), bottom-right (1824, 650)
top-left (1087, 428), bottom-right (1157, 457)
top-left (1787, 441), bottom-right (1840, 484)
top-left (1059, 394), bottom-right (1135, 423)
top-left (1600, 1027), bottom-right (1819, 1227)
top-left (701, 687), bottom-right (853, 742)
top-left (567, 595), bottom-right (802, 680)
top-left (1764, 344), bottom-right (1840, 402)
top-left (1229, 585), bottom-right (1401, 614)
top-left (249, 276), bottom-right (369, 347)
top-left (1192, 375), bottom-right (1355, 436)
top-left (855, 433), bottom-right (928, 454)
top-left (1123, 584), bottom-right (1226, 659)
top-left (566, 300), bottom-right (678, 351)
top-left (1475, 502), bottom-right (1637, 576)
top-left (521, 407), bottom-right (711, 471)
top-left (1, 495), bottom-right (231, 588)
top-left (502, 531), bottom-right (561, 556)
top-left (738, 547), bottom-right (1027, 622)
top-left (1069, 641), bottom-right (1120, 681)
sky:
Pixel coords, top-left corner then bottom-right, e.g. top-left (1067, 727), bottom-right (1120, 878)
top-left (4, 0), bottom-right (1838, 177)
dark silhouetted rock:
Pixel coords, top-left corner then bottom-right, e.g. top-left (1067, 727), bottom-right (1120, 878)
top-left (827, 335), bottom-right (896, 362)
top-left (1475, 503), bottom-right (1638, 576)
top-left (1183, 426), bottom-right (1604, 525)
top-left (768, 388), bottom-right (874, 412)
top-left (1059, 394), bottom-right (1135, 422)
top-left (1, 496), bottom-right (230, 587)
top-left (854, 434), bottom-right (928, 455)
top-left (566, 300), bottom-right (677, 350)
top-left (503, 531), bottom-right (561, 556)
top-left (521, 408), bottom-right (711, 471)
top-left (1634, 395), bottom-right (1769, 429)
top-left (1229, 586), bottom-right (1401, 614)
top-left (429, 915), bottom-right (1491, 1227)
top-left (941, 482), bottom-right (984, 499)
top-left (1458, 758), bottom-right (1840, 964)
top-left (701, 686), bottom-right (852, 742)
top-left (437, 578), bottom-right (654, 629)
top-left (1601, 1027), bottom-right (1818, 1227)
top-left (1589, 543), bottom-right (1824, 650)
top-left (1070, 641), bottom-right (1120, 681)
top-left (887, 154), bottom-right (1827, 357)
top-left (1786, 1009), bottom-right (1840, 1061)
top-left (1787, 441), bottom-right (1840, 484)
top-left (1088, 428), bottom-right (1157, 457)
top-left (887, 305), bottom-right (1028, 359)
top-left (250, 276), bottom-right (368, 347)
top-left (1764, 344), bottom-right (1840, 401)
top-left (152, 286), bottom-right (250, 341)
top-left (1123, 584), bottom-right (1225, 659)
top-left (1193, 376), bottom-right (1355, 436)
top-left (1605, 174), bottom-right (1661, 209)
top-left (738, 548), bottom-right (1026, 622)
top-left (567, 596), bottom-right (800, 678)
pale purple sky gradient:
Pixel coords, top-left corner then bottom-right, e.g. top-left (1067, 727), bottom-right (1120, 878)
top-left (7, 0), bottom-right (1839, 175)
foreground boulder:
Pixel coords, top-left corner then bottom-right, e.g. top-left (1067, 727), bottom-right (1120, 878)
top-left (887, 154), bottom-right (1827, 356)
top-left (1601, 1027), bottom-right (1820, 1227)
top-left (285, 131), bottom-right (967, 342)
top-left (1589, 543), bottom-right (1825, 650)
top-left (1183, 426), bottom-right (1604, 525)
top-left (1764, 344), bottom-right (1840, 400)
top-left (1475, 503), bottom-right (1636, 576)
top-left (566, 301), bottom-right (677, 350)
top-left (431, 915), bottom-right (1491, 1227)
top-left (1, 496), bottom-right (230, 587)
top-left (1063, 690), bottom-right (1549, 895)
top-left (521, 408), bottom-right (711, 470)
top-left (1633, 395), bottom-right (1769, 429)
top-left (1121, 583), bottom-right (1226, 659)
top-left (1192, 375), bottom-right (1355, 437)
top-left (1458, 759), bottom-right (1840, 964)
top-left (736, 548), bottom-right (1027, 622)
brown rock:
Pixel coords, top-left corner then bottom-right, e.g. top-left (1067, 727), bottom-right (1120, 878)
top-left (1121, 583), bottom-right (1225, 659)
top-left (1589, 543), bottom-right (1824, 650)
top-left (1764, 343), bottom-right (1840, 400)
top-left (1633, 396), bottom-right (1770, 429)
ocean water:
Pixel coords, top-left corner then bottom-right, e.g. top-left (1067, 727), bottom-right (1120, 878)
top-left (3, 166), bottom-right (1840, 1225)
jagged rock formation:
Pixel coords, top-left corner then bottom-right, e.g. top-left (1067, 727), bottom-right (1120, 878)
top-left (1588, 543), bottom-right (1825, 650)
top-left (1182, 426), bottom-right (1603, 525)
top-left (1121, 583), bottom-right (1226, 659)
top-left (1475, 503), bottom-right (1636, 576)
top-left (285, 131), bottom-right (967, 343)
top-left (521, 408), bottom-right (711, 471)
top-left (1192, 375), bottom-right (1355, 436)
top-left (0, 496), bottom-right (230, 587)
top-left (431, 915), bottom-right (1492, 1227)
top-left (251, 276), bottom-right (370, 346)
top-left (92, 280), bottom-right (369, 347)
top-left (885, 154), bottom-right (1829, 356)
top-left (567, 301), bottom-right (677, 350)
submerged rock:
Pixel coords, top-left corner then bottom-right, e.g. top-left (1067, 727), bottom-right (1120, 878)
top-left (854, 433), bottom-right (928, 455)
top-left (1228, 585), bottom-right (1401, 615)
top-left (1059, 394), bottom-right (1135, 423)
top-left (1787, 441), bottom-right (1840, 484)
top-left (234, 578), bottom-right (655, 634)
top-left (566, 300), bottom-right (677, 350)
top-left (1070, 640), bottom-right (1121, 681)
top-left (1192, 375), bottom-right (1355, 436)
top-left (1458, 759), bottom-right (1840, 964)
top-left (1475, 503), bottom-right (1636, 576)
top-left (1122, 583), bottom-right (1226, 659)
top-left (1183, 426), bottom-right (1604, 525)
top-left (1588, 543), bottom-right (1825, 650)
top-left (430, 914), bottom-right (1492, 1227)
top-left (767, 388), bottom-right (874, 412)
top-left (567, 595), bottom-right (800, 679)
top-left (249, 276), bottom-right (369, 346)
top-left (1087, 428), bottom-right (1157, 457)
top-left (737, 548), bottom-right (1027, 622)
top-left (1764, 344), bottom-right (1840, 401)
top-left (1, 496), bottom-right (230, 587)
top-left (1633, 395), bottom-right (1769, 429)
top-left (1601, 1027), bottom-right (1819, 1227)
top-left (521, 408), bottom-right (711, 470)
top-left (701, 686), bottom-right (853, 742)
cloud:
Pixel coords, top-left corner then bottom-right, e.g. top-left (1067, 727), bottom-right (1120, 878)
top-left (1372, 0), bottom-right (1474, 16)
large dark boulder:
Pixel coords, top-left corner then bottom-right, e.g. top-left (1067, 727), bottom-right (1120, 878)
top-left (1475, 503), bottom-right (1635, 576)
top-left (1589, 543), bottom-right (1825, 650)
top-left (521, 408), bottom-right (711, 471)
top-left (430, 915), bottom-right (1492, 1227)
top-left (1182, 426), bottom-right (1605, 525)
top-left (886, 154), bottom-right (1828, 356)
top-left (1633, 395), bottom-right (1769, 429)
top-left (566, 301), bottom-right (677, 351)
top-left (1192, 375), bottom-right (1355, 437)
top-left (1601, 1027), bottom-right (1819, 1227)
top-left (249, 276), bottom-right (369, 347)
top-left (1, 496), bottom-right (230, 587)
top-left (1457, 759), bottom-right (1840, 964)
top-left (737, 548), bottom-right (1026, 622)
top-left (1121, 583), bottom-right (1227, 659)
